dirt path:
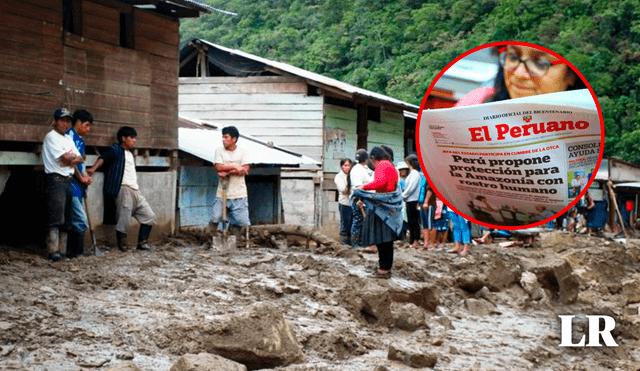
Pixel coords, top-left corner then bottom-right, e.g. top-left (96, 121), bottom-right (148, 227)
top-left (0, 231), bottom-right (639, 370)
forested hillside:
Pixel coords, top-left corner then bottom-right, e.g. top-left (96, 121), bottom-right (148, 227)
top-left (180, 0), bottom-right (640, 163)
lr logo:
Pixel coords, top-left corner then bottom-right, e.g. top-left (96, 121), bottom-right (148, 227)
top-left (558, 315), bottom-right (619, 347)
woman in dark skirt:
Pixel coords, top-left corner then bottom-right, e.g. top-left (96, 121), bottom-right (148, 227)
top-left (353, 146), bottom-right (402, 279)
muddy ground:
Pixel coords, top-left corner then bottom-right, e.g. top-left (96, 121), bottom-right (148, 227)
top-left (1, 229), bottom-right (640, 371)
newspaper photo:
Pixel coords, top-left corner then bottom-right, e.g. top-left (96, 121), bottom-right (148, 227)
top-left (418, 89), bottom-right (602, 228)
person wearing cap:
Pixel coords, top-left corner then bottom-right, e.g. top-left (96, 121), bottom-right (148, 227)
top-left (87, 126), bottom-right (156, 251)
top-left (397, 161), bottom-right (408, 190)
top-left (66, 109), bottom-right (94, 258)
top-left (42, 108), bottom-right (84, 262)
top-left (396, 160), bottom-right (409, 241)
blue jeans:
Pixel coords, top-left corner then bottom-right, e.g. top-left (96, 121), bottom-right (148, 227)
top-left (71, 196), bottom-right (89, 233)
top-left (211, 197), bottom-right (251, 229)
top-left (451, 213), bottom-right (471, 244)
top-left (339, 204), bottom-right (353, 244)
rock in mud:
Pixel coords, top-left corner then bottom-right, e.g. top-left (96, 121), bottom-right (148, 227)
top-left (338, 281), bottom-right (394, 327)
top-left (622, 276), bottom-right (640, 304)
top-left (387, 344), bottom-right (437, 368)
top-left (170, 353), bottom-right (247, 371)
top-left (106, 361), bottom-right (143, 371)
top-left (388, 283), bottom-right (439, 312)
top-left (520, 271), bottom-right (543, 300)
top-left (391, 302), bottom-right (428, 331)
top-left (525, 258), bottom-right (579, 304)
top-left (464, 298), bottom-right (501, 316)
top-left (158, 302), bottom-right (304, 370)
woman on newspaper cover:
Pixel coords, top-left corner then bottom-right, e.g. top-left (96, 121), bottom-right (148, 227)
top-left (455, 44), bottom-right (587, 106)
top-left (353, 146), bottom-right (402, 279)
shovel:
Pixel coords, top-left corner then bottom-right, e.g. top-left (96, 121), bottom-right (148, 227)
top-left (213, 178), bottom-right (236, 250)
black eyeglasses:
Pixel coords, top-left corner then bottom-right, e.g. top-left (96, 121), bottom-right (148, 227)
top-left (498, 47), bottom-right (565, 78)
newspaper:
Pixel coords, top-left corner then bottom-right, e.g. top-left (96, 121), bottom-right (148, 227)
top-left (418, 89), bottom-right (601, 228)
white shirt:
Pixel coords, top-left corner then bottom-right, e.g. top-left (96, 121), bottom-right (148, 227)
top-left (334, 171), bottom-right (350, 206)
top-left (214, 145), bottom-right (250, 199)
top-left (402, 169), bottom-right (421, 202)
top-left (42, 129), bottom-right (80, 177)
top-left (121, 150), bottom-right (139, 190)
top-left (349, 163), bottom-right (372, 190)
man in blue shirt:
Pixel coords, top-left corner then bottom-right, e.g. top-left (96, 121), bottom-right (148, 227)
top-left (66, 109), bottom-right (94, 258)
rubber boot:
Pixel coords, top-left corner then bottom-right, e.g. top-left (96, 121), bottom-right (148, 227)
top-left (47, 227), bottom-right (61, 262)
top-left (58, 231), bottom-right (68, 258)
top-left (116, 231), bottom-right (127, 251)
top-left (75, 231), bottom-right (85, 257)
top-left (137, 224), bottom-right (153, 250)
top-left (66, 230), bottom-right (78, 259)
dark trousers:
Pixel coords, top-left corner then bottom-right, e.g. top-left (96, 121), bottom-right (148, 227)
top-left (377, 241), bottom-right (394, 271)
top-left (45, 173), bottom-right (73, 230)
top-left (406, 201), bottom-right (421, 243)
top-left (339, 204), bottom-right (353, 243)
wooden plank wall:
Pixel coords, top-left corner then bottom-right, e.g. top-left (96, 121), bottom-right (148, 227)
top-left (0, 0), bottom-right (64, 142)
top-left (367, 110), bottom-right (405, 164)
top-left (324, 105), bottom-right (357, 173)
top-left (0, 0), bottom-right (179, 150)
top-left (179, 76), bottom-right (324, 161)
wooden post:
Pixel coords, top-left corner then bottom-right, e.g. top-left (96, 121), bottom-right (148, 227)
top-left (608, 181), bottom-right (629, 241)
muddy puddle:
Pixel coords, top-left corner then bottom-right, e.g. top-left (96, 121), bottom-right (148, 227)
top-left (1, 230), bottom-right (639, 370)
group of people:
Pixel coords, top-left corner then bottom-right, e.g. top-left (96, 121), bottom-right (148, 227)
top-left (42, 106), bottom-right (250, 262)
top-left (333, 43), bottom-right (590, 277)
top-left (334, 145), bottom-right (475, 278)
top-left (43, 108), bottom-right (156, 261)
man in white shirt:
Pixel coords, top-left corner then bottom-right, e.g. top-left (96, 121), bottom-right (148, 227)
top-left (42, 108), bottom-right (83, 262)
top-left (210, 126), bottom-right (251, 242)
top-left (87, 127), bottom-right (156, 251)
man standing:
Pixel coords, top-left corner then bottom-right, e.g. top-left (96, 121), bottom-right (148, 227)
top-left (210, 126), bottom-right (251, 242)
top-left (66, 109), bottom-right (94, 258)
top-left (42, 108), bottom-right (83, 261)
top-left (87, 127), bottom-right (155, 251)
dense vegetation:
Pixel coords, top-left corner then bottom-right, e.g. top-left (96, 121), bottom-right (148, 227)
top-left (180, 0), bottom-right (640, 163)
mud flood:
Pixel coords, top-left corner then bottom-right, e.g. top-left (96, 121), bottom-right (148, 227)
top-left (1, 230), bottom-right (639, 370)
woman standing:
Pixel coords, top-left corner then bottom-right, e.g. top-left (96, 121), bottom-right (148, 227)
top-left (334, 158), bottom-right (353, 245)
top-left (353, 146), bottom-right (402, 278)
top-left (402, 154), bottom-right (422, 249)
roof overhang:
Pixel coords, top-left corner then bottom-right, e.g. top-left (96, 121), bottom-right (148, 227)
top-left (178, 117), bottom-right (320, 167)
top-left (123, 0), bottom-right (236, 18)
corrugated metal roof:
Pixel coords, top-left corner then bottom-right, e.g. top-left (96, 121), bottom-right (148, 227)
top-left (192, 39), bottom-right (419, 113)
top-left (167, 0), bottom-right (237, 15)
top-left (178, 117), bottom-right (320, 167)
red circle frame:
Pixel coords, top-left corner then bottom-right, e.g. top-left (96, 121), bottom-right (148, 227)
top-left (415, 41), bottom-right (605, 230)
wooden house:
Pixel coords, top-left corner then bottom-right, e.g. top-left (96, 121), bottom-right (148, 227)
top-left (0, 0), bottom-right (225, 246)
top-left (178, 39), bottom-right (419, 236)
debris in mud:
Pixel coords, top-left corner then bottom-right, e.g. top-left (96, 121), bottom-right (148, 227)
top-left (0, 229), bottom-right (639, 370)
top-left (169, 353), bottom-right (247, 371)
top-left (156, 301), bottom-right (305, 370)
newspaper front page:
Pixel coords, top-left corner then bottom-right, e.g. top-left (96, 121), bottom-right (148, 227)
top-left (418, 89), bottom-right (602, 228)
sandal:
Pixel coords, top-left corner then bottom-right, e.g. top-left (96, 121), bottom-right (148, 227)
top-left (371, 269), bottom-right (392, 279)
